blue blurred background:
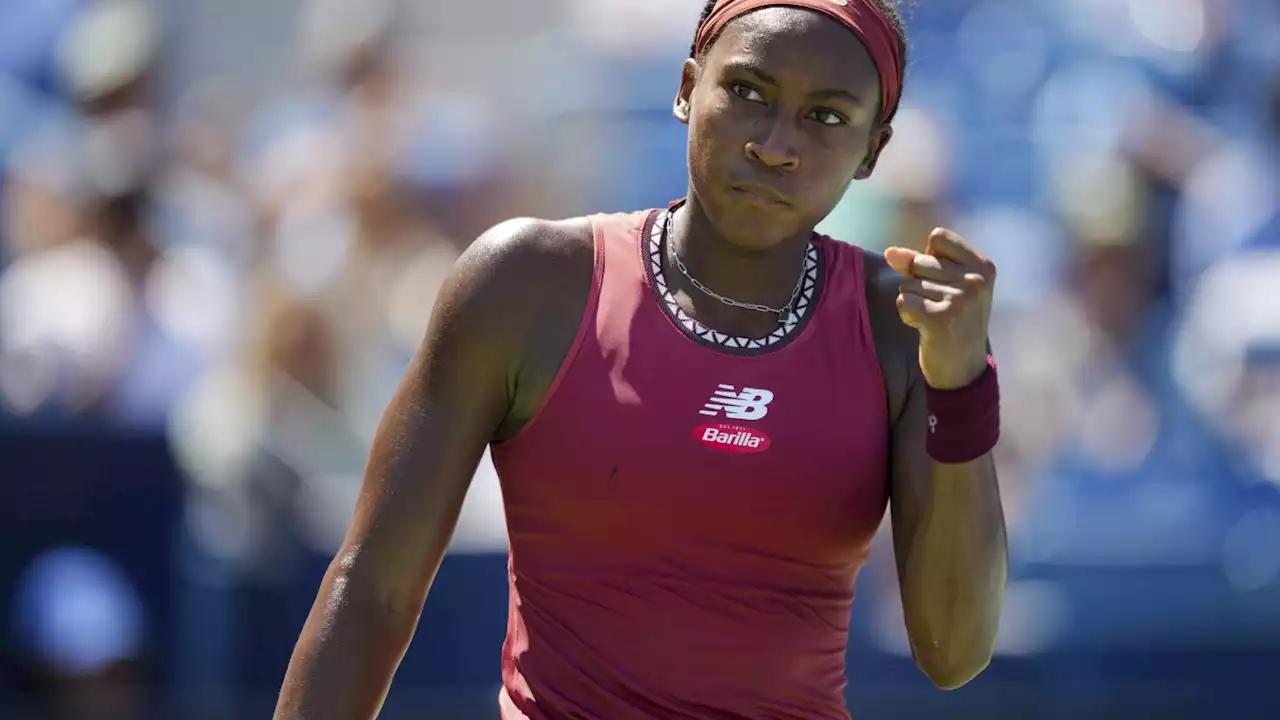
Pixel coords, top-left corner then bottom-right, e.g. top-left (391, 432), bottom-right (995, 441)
top-left (2, 0), bottom-right (1280, 718)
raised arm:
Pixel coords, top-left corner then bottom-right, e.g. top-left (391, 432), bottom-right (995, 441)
top-left (273, 219), bottom-right (573, 719)
top-left (874, 229), bottom-right (1009, 690)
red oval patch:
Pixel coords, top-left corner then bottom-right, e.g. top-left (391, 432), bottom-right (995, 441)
top-left (694, 423), bottom-right (772, 454)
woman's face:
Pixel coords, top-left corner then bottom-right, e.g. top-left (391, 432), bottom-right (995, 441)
top-left (676, 7), bottom-right (892, 250)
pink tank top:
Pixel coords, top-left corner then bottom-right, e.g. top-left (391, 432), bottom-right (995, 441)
top-left (491, 207), bottom-right (889, 719)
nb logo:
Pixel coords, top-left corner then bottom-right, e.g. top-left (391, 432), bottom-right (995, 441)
top-left (700, 385), bottom-right (774, 421)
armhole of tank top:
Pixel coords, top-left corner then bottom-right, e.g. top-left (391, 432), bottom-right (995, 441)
top-left (491, 216), bottom-right (606, 450)
top-left (842, 241), bottom-right (892, 414)
top-left (816, 237), bottom-right (878, 353)
top-left (846, 244), bottom-right (877, 353)
top-left (849, 243), bottom-right (896, 495)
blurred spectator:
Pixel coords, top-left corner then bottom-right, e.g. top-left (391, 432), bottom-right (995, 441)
top-left (1174, 251), bottom-right (1280, 494)
top-left (241, 0), bottom-right (465, 436)
top-left (0, 0), bottom-right (215, 427)
top-left (1008, 154), bottom-right (1242, 567)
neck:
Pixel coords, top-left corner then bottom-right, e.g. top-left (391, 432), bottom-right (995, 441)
top-left (668, 195), bottom-right (812, 317)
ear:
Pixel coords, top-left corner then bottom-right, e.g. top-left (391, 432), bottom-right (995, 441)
top-left (853, 124), bottom-right (893, 180)
top-left (674, 58), bottom-right (698, 125)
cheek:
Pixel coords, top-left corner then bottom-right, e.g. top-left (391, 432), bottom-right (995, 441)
top-left (689, 92), bottom-right (745, 158)
top-left (797, 140), bottom-right (855, 179)
top-left (814, 136), bottom-right (870, 185)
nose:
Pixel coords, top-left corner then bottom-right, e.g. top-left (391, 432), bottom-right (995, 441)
top-left (744, 117), bottom-right (800, 172)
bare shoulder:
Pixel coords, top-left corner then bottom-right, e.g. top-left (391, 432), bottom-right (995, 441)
top-left (299, 216), bottom-right (597, 643)
top-left (437, 216), bottom-right (594, 352)
top-left (447, 215), bottom-right (595, 318)
top-left (463, 215), bottom-right (595, 271)
top-left (441, 215), bottom-right (596, 440)
top-left (860, 250), bottom-right (917, 352)
top-left (859, 247), bottom-right (921, 422)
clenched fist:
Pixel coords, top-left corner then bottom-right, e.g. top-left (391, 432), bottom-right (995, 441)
top-left (884, 228), bottom-right (995, 390)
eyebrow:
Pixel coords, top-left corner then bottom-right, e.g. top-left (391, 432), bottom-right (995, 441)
top-left (720, 59), bottom-right (866, 106)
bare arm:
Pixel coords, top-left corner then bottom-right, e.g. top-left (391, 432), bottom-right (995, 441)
top-left (889, 372), bottom-right (1007, 690)
top-left (876, 230), bottom-right (1009, 689)
top-left (273, 220), bottom-right (575, 719)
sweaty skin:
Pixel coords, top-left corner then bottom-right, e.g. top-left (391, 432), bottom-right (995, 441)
top-left (274, 8), bottom-right (1005, 719)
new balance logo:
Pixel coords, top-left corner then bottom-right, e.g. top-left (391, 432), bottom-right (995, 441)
top-left (700, 385), bottom-right (774, 421)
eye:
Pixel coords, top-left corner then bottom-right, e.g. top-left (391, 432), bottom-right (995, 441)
top-left (809, 108), bottom-right (847, 126)
top-left (730, 83), bottom-right (765, 103)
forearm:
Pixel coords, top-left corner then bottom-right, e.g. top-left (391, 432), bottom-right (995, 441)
top-left (274, 562), bottom-right (421, 720)
top-left (899, 453), bottom-right (1007, 689)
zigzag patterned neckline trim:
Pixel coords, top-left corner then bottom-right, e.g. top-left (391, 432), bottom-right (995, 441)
top-left (647, 208), bottom-right (820, 352)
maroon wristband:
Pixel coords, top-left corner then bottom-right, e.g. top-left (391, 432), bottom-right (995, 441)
top-left (924, 355), bottom-right (1000, 464)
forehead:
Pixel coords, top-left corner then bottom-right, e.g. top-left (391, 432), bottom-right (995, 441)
top-left (707, 6), bottom-right (880, 92)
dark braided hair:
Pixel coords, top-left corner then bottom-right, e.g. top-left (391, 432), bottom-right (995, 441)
top-left (689, 0), bottom-right (908, 123)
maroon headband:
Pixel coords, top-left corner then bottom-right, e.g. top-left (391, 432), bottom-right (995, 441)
top-left (694, 0), bottom-right (903, 124)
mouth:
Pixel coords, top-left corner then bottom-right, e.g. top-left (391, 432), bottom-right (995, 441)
top-left (731, 182), bottom-right (791, 207)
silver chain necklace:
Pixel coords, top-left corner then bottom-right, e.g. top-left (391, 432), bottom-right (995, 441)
top-left (665, 211), bottom-right (807, 326)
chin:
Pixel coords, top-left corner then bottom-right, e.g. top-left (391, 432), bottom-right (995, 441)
top-left (710, 198), bottom-right (805, 251)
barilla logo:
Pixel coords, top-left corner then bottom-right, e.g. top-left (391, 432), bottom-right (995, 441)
top-left (696, 423), bottom-right (772, 454)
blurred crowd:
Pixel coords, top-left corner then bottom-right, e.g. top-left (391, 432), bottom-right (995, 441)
top-left (2, 0), bottom-right (1280, 717)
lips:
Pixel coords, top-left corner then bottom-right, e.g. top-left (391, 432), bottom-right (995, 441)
top-left (731, 182), bottom-right (791, 206)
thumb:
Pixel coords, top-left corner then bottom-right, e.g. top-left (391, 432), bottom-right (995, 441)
top-left (884, 246), bottom-right (917, 277)
top-left (896, 292), bottom-right (928, 331)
